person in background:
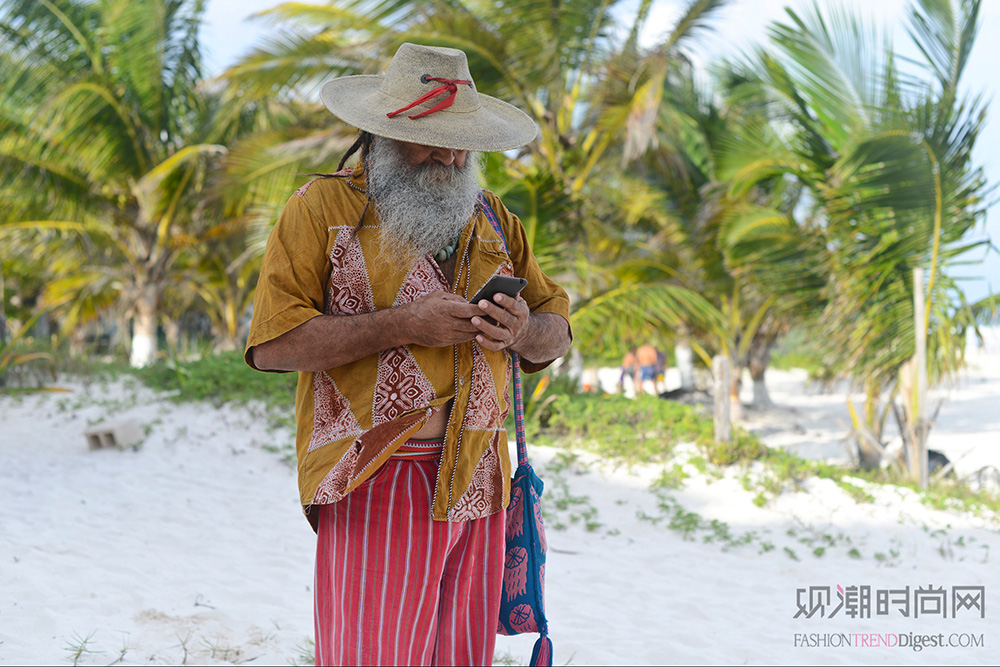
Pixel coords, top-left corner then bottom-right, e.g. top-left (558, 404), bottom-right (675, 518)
top-left (619, 346), bottom-right (638, 394)
top-left (655, 346), bottom-right (667, 393)
top-left (636, 342), bottom-right (659, 396)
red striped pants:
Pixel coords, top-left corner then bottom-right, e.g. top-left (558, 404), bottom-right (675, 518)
top-left (314, 456), bottom-right (505, 666)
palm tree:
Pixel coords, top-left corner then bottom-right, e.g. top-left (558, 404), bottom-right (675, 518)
top-left (719, 0), bottom-right (992, 469)
top-left (0, 0), bottom-right (238, 366)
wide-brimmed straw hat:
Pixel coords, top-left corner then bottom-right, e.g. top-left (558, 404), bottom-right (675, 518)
top-left (320, 42), bottom-right (538, 152)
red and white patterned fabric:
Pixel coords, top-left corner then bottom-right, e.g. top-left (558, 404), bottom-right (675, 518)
top-left (309, 372), bottom-right (363, 452)
top-left (373, 347), bottom-right (436, 427)
top-left (327, 228), bottom-right (376, 316)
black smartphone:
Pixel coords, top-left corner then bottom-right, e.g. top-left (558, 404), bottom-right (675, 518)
top-left (469, 275), bottom-right (528, 304)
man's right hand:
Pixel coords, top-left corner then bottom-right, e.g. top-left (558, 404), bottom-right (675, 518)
top-left (403, 291), bottom-right (482, 347)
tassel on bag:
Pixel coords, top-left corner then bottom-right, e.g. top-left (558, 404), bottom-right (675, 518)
top-left (530, 635), bottom-right (553, 666)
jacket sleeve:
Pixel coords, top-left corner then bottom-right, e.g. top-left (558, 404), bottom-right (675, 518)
top-left (244, 195), bottom-right (331, 372)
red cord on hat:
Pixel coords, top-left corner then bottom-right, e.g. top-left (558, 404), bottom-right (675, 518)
top-left (387, 76), bottom-right (472, 119)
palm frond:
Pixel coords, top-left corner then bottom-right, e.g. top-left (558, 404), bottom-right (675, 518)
top-left (970, 292), bottom-right (1000, 325)
top-left (767, 3), bottom-right (889, 149)
top-left (905, 0), bottom-right (981, 96)
top-left (571, 281), bottom-right (725, 358)
top-left (659, 0), bottom-right (730, 53)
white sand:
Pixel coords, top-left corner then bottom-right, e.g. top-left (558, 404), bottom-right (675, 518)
top-left (2, 348), bottom-right (999, 665)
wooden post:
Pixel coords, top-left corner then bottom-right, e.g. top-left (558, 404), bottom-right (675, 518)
top-left (713, 355), bottom-right (731, 444)
top-left (914, 268), bottom-right (928, 490)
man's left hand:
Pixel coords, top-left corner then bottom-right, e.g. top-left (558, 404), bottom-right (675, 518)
top-left (470, 293), bottom-right (530, 352)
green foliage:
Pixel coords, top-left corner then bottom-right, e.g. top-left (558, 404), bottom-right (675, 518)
top-left (0, 309), bottom-right (56, 387)
top-left (291, 638), bottom-right (315, 666)
top-left (653, 463), bottom-right (690, 490)
top-left (0, 343), bottom-right (55, 388)
top-left (541, 452), bottom-right (604, 533)
top-left (920, 479), bottom-right (1000, 519)
top-left (874, 549), bottom-right (902, 566)
top-left (527, 390), bottom-right (770, 481)
top-left (745, 447), bottom-right (1000, 519)
top-left (840, 463), bottom-right (1000, 519)
top-left (768, 328), bottom-right (835, 378)
top-left (698, 430), bottom-right (767, 466)
top-left (63, 631), bottom-right (101, 667)
top-left (637, 488), bottom-right (757, 550)
top-left (530, 393), bottom-right (715, 465)
top-left (134, 351), bottom-right (296, 409)
top-left (56, 355), bottom-right (134, 382)
top-left (836, 480), bottom-right (876, 504)
top-left (224, 0), bottom-right (736, 366)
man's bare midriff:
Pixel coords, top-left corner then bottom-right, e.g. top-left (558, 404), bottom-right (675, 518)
top-left (410, 252), bottom-right (458, 441)
top-left (411, 401), bottom-right (453, 439)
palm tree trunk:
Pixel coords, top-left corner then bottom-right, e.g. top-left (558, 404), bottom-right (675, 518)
top-left (748, 336), bottom-right (773, 408)
top-left (856, 382), bottom-right (884, 469)
top-left (751, 373), bottom-right (772, 408)
top-left (164, 318), bottom-right (181, 356)
top-left (214, 299), bottom-right (240, 352)
top-left (729, 359), bottom-right (744, 421)
top-left (130, 285), bottom-right (159, 367)
top-left (69, 326), bottom-right (87, 358)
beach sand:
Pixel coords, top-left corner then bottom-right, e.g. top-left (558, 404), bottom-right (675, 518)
top-left (1, 347), bottom-right (998, 665)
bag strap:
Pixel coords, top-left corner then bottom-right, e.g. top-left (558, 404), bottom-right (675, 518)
top-left (478, 192), bottom-right (529, 469)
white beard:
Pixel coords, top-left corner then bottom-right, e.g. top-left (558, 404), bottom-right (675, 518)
top-left (365, 135), bottom-right (483, 266)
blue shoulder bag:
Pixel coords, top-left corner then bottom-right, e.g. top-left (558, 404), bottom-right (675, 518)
top-left (478, 193), bottom-right (553, 667)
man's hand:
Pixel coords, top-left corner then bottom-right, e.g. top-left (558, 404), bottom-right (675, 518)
top-left (404, 291), bottom-right (484, 347)
top-left (471, 292), bottom-right (530, 352)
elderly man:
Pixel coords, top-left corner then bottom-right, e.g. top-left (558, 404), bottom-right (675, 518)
top-left (244, 43), bottom-right (571, 666)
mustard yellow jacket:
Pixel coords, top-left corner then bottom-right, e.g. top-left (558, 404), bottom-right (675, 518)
top-left (245, 166), bottom-right (570, 526)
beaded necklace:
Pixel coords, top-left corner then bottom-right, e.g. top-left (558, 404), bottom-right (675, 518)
top-left (434, 236), bottom-right (461, 262)
top-left (434, 203), bottom-right (481, 262)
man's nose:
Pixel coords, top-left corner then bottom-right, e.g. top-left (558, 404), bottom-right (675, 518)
top-left (431, 147), bottom-right (456, 165)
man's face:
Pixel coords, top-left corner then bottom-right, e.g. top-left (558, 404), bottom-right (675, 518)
top-left (394, 140), bottom-right (469, 171)
top-left (365, 135), bottom-right (482, 265)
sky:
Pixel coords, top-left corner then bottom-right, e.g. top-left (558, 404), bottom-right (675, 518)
top-left (200, 0), bottom-right (1000, 302)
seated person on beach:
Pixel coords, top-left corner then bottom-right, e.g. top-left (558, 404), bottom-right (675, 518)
top-left (244, 43), bottom-right (572, 666)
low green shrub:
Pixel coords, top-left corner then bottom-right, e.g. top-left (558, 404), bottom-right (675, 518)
top-left (699, 431), bottom-right (767, 466)
top-left (528, 391), bottom-right (768, 468)
top-left (529, 394), bottom-right (714, 465)
top-left (135, 351), bottom-right (296, 408)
